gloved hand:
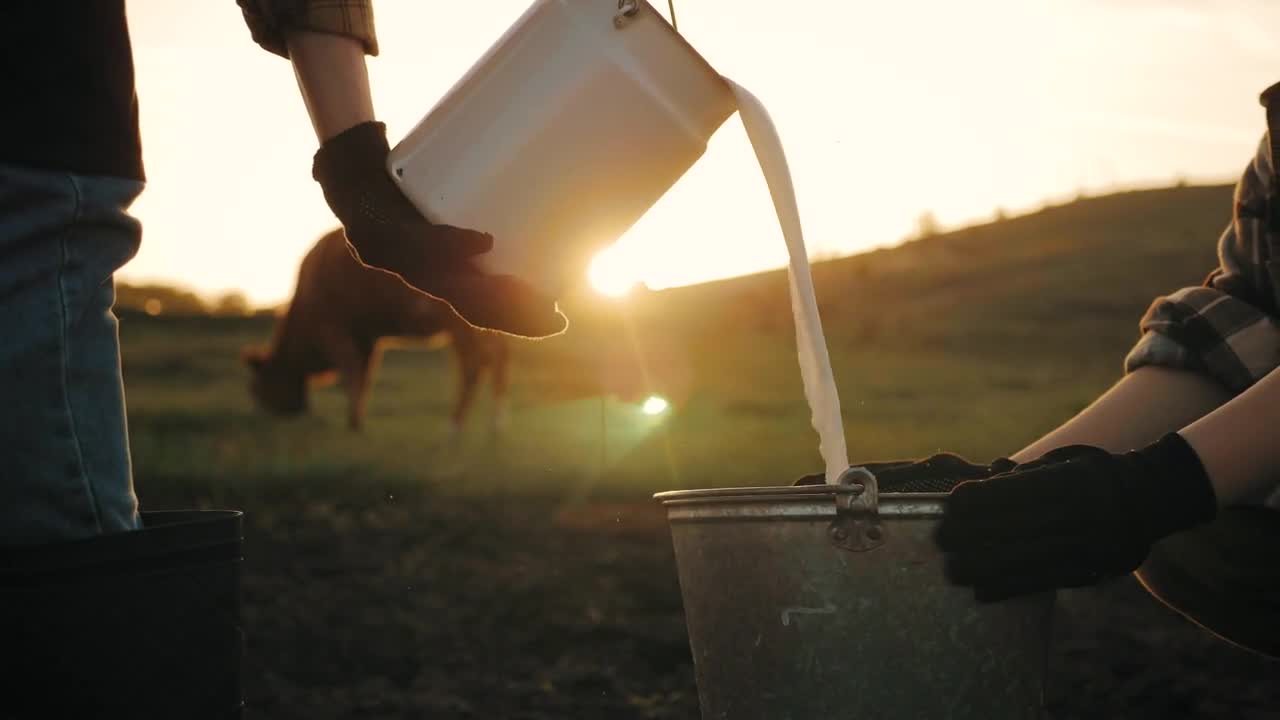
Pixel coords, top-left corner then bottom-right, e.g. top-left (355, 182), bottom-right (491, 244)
top-left (312, 121), bottom-right (568, 338)
top-left (795, 453), bottom-right (1017, 492)
top-left (934, 433), bottom-right (1218, 602)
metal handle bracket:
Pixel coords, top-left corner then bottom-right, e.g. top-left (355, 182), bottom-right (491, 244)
top-left (614, 0), bottom-right (640, 28)
top-left (829, 466), bottom-right (885, 552)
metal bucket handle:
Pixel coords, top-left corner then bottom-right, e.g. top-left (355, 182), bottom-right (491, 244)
top-left (829, 466), bottom-right (886, 552)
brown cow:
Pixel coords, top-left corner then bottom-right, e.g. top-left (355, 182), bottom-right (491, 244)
top-left (242, 229), bottom-right (509, 433)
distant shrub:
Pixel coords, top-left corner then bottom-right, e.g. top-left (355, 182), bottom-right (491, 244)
top-left (115, 283), bottom-right (265, 317)
top-left (915, 211), bottom-right (940, 240)
top-left (211, 291), bottom-right (252, 317)
top-left (116, 283), bottom-right (207, 316)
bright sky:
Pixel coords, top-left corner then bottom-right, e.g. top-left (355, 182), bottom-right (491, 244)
top-left (123, 0), bottom-right (1280, 306)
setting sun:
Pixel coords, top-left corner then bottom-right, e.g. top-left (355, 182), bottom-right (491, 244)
top-left (587, 245), bottom-right (638, 298)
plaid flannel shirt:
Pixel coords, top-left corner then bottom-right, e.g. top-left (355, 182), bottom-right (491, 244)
top-left (1125, 130), bottom-right (1280, 394)
top-left (237, 0), bottom-right (378, 58)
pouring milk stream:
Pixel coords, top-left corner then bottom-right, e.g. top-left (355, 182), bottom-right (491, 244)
top-left (389, 0), bottom-right (849, 483)
top-left (727, 81), bottom-right (849, 484)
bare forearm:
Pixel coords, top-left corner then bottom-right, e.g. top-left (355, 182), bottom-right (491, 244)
top-left (1012, 366), bottom-right (1232, 463)
top-left (285, 31), bottom-right (376, 143)
top-left (1180, 367), bottom-right (1280, 505)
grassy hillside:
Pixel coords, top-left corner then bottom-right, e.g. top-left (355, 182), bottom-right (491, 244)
top-left (122, 183), bottom-right (1231, 502)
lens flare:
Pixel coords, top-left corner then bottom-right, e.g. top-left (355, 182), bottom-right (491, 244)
top-left (642, 395), bottom-right (670, 415)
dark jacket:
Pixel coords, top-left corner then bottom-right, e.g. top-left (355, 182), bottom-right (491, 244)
top-left (1, 1), bottom-right (377, 181)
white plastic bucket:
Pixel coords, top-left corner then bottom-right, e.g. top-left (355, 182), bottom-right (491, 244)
top-left (388, 0), bottom-right (735, 297)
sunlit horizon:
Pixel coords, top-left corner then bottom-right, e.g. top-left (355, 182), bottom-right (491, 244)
top-left (122, 0), bottom-right (1279, 307)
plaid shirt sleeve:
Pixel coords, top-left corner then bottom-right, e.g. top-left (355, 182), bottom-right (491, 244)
top-left (1125, 134), bottom-right (1280, 393)
top-left (236, 0), bottom-right (378, 59)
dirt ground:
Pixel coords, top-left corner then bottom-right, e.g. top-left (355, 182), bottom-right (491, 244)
top-left (1048, 578), bottom-right (1278, 719)
top-left (181, 487), bottom-right (1279, 719)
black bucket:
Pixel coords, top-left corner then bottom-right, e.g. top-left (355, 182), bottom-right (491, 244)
top-left (0, 510), bottom-right (243, 718)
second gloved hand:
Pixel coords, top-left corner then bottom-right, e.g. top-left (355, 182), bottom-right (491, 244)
top-left (312, 121), bottom-right (567, 339)
top-left (933, 433), bottom-right (1219, 602)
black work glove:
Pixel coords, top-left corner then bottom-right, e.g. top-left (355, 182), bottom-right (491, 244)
top-left (795, 453), bottom-right (1017, 492)
top-left (934, 433), bottom-right (1218, 603)
top-left (312, 121), bottom-right (568, 339)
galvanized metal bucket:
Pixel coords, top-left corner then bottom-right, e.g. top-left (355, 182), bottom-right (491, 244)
top-left (655, 468), bottom-right (1054, 719)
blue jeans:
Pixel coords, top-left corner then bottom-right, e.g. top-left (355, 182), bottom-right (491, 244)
top-left (0, 162), bottom-right (143, 545)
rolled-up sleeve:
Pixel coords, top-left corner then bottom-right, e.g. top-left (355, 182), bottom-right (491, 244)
top-left (237, 0), bottom-right (378, 59)
top-left (1125, 135), bottom-right (1280, 394)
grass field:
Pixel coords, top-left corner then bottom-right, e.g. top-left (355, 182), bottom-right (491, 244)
top-left (120, 183), bottom-right (1279, 718)
top-left (124, 184), bottom-right (1229, 499)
